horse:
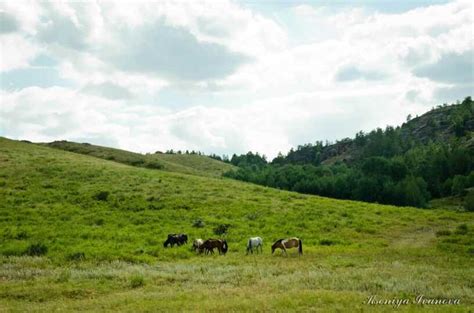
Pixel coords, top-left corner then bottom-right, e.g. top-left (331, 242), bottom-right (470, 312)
top-left (163, 233), bottom-right (188, 247)
top-left (192, 238), bottom-right (204, 252)
top-left (271, 237), bottom-right (302, 255)
top-left (246, 236), bottom-right (263, 254)
top-left (199, 239), bottom-right (228, 255)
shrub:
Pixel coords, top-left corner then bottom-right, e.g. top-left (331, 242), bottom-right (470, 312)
top-left (213, 224), bottom-right (230, 235)
top-left (25, 243), bottom-right (48, 256)
top-left (464, 190), bottom-right (474, 212)
top-left (455, 224), bottom-right (468, 235)
top-left (93, 191), bottom-right (109, 201)
top-left (192, 219), bottom-right (205, 228)
top-left (15, 230), bottom-right (28, 240)
top-left (129, 159), bottom-right (145, 166)
top-left (148, 203), bottom-right (163, 210)
top-left (319, 239), bottom-right (335, 246)
top-left (130, 274), bottom-right (145, 288)
top-left (144, 161), bottom-right (163, 169)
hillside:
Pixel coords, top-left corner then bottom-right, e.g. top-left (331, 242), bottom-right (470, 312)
top-left (313, 99), bottom-right (474, 165)
top-left (227, 98), bottom-right (474, 208)
top-left (0, 137), bottom-right (473, 311)
top-left (42, 140), bottom-right (236, 177)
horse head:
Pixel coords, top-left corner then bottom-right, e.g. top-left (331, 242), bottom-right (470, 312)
top-left (271, 239), bottom-right (283, 254)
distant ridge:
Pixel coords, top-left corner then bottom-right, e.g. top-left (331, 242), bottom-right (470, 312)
top-left (41, 140), bottom-right (236, 178)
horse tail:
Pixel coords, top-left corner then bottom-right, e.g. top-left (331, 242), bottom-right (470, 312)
top-left (298, 239), bottom-right (303, 255)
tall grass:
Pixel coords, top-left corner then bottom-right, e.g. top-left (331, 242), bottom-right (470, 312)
top-left (0, 137), bottom-right (472, 311)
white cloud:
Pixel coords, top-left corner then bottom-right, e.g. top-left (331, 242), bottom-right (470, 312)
top-left (0, 0), bottom-right (472, 159)
top-left (0, 34), bottom-right (40, 71)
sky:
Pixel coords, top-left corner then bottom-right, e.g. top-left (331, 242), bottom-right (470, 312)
top-left (0, 0), bottom-right (472, 159)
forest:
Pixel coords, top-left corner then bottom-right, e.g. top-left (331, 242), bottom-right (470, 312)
top-left (224, 97), bottom-right (474, 209)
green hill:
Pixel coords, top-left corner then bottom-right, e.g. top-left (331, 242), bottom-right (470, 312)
top-left (0, 137), bottom-right (473, 311)
top-left (306, 98), bottom-right (474, 165)
top-left (42, 140), bottom-right (236, 177)
top-left (227, 98), bottom-right (474, 208)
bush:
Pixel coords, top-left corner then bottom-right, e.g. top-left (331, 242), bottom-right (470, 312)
top-left (93, 191), bottom-right (109, 201)
top-left (455, 224), bottom-right (468, 235)
top-left (130, 274), bottom-right (145, 288)
top-left (213, 224), bottom-right (230, 235)
top-left (144, 161), bottom-right (163, 169)
top-left (452, 175), bottom-right (468, 195)
top-left (15, 230), bottom-right (28, 240)
top-left (464, 190), bottom-right (474, 212)
top-left (25, 243), bottom-right (48, 256)
top-left (192, 219), bottom-right (205, 228)
top-left (319, 239), bottom-right (335, 246)
top-left (129, 159), bottom-right (145, 166)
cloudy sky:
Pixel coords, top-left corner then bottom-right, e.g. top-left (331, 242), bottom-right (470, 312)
top-left (0, 0), bottom-right (472, 159)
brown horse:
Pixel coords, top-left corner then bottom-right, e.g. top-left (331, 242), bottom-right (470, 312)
top-left (271, 237), bottom-right (302, 255)
top-left (199, 239), bottom-right (228, 255)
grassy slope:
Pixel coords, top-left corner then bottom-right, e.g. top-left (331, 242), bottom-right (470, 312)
top-left (43, 140), bottom-right (236, 177)
top-left (0, 137), bottom-right (473, 312)
top-left (153, 153), bottom-right (236, 177)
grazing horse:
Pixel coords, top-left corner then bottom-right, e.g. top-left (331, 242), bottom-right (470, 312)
top-left (192, 238), bottom-right (204, 252)
top-left (163, 233), bottom-right (188, 247)
top-left (271, 237), bottom-right (302, 255)
top-left (246, 236), bottom-right (263, 254)
top-left (199, 239), bottom-right (228, 255)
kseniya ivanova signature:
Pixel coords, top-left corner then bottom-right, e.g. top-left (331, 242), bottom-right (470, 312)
top-left (366, 295), bottom-right (461, 308)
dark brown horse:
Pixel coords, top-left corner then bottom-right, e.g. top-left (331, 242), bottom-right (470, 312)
top-left (271, 237), bottom-right (302, 255)
top-left (164, 233), bottom-right (188, 247)
top-left (199, 239), bottom-right (228, 255)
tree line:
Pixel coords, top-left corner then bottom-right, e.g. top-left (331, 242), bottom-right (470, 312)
top-left (224, 97), bottom-right (474, 209)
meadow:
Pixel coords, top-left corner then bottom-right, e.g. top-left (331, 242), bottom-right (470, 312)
top-left (0, 137), bottom-right (473, 312)
top-left (43, 140), bottom-right (236, 178)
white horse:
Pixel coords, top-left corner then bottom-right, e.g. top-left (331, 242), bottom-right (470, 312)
top-left (192, 239), bottom-right (204, 252)
top-left (246, 236), bottom-right (263, 254)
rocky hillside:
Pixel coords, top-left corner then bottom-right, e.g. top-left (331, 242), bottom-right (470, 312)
top-left (314, 97), bottom-right (473, 165)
